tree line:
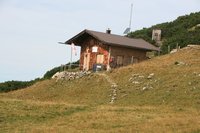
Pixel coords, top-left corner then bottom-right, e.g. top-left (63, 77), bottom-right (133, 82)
top-left (0, 60), bottom-right (79, 92)
top-left (129, 12), bottom-right (200, 54)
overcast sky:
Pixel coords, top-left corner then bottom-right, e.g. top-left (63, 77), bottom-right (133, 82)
top-left (0, 0), bottom-right (199, 82)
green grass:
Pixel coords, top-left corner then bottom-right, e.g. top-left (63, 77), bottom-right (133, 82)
top-left (1, 74), bottom-right (111, 106)
top-left (0, 46), bottom-right (200, 132)
top-left (0, 99), bottom-right (200, 133)
top-left (0, 98), bottom-right (88, 133)
top-left (108, 47), bottom-right (200, 108)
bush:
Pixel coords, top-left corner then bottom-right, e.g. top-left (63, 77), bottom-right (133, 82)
top-left (0, 78), bottom-right (41, 92)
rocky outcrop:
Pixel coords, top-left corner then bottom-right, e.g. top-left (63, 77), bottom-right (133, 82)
top-left (52, 71), bottom-right (91, 80)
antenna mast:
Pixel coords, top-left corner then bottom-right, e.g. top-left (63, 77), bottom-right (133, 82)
top-left (129, 3), bottom-right (133, 29)
top-left (123, 3), bottom-right (133, 34)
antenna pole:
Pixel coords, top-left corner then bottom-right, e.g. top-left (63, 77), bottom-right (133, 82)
top-left (129, 3), bottom-right (133, 29)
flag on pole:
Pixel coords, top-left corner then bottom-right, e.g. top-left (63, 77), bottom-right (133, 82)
top-left (71, 43), bottom-right (77, 56)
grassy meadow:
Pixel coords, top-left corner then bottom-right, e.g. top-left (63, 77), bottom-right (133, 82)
top-left (0, 46), bottom-right (200, 133)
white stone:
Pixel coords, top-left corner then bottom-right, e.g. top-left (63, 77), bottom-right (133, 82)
top-left (149, 73), bottom-right (154, 76)
top-left (138, 75), bottom-right (144, 78)
top-left (147, 73), bottom-right (154, 79)
top-left (129, 77), bottom-right (133, 81)
top-left (111, 84), bottom-right (118, 88)
top-left (132, 74), bottom-right (139, 77)
top-left (132, 81), bottom-right (140, 84)
top-left (142, 87), bottom-right (147, 91)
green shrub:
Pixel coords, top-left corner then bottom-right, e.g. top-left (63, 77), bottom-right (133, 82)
top-left (0, 78), bottom-right (41, 92)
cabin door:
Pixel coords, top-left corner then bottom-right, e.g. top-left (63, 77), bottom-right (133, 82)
top-left (83, 53), bottom-right (90, 71)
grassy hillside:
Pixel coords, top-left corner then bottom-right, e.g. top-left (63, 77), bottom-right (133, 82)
top-left (129, 12), bottom-right (200, 54)
top-left (0, 46), bottom-right (200, 132)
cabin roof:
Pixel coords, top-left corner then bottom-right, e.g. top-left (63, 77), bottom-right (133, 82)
top-left (65, 29), bottom-right (160, 51)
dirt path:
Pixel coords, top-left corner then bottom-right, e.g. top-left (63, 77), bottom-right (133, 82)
top-left (97, 73), bottom-right (118, 104)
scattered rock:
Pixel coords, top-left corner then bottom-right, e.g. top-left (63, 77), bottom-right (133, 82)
top-left (170, 49), bottom-right (178, 54)
top-left (111, 84), bottom-right (118, 88)
top-left (149, 86), bottom-right (153, 89)
top-left (193, 72), bottom-right (200, 77)
top-left (129, 73), bottom-right (157, 91)
top-left (110, 84), bottom-right (118, 104)
top-left (138, 75), bottom-right (145, 78)
top-left (174, 61), bottom-right (185, 66)
top-left (110, 100), bottom-right (114, 104)
top-left (52, 71), bottom-right (91, 80)
top-left (147, 73), bottom-right (154, 79)
top-left (187, 45), bottom-right (200, 49)
top-left (132, 74), bottom-right (139, 77)
top-left (193, 72), bottom-right (197, 75)
top-left (129, 73), bottom-right (145, 83)
top-left (128, 77), bottom-right (133, 81)
top-left (142, 87), bottom-right (147, 91)
top-left (132, 81), bottom-right (140, 84)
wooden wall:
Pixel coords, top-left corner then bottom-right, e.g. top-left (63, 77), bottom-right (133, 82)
top-left (79, 37), bottom-right (109, 70)
top-left (110, 46), bottom-right (147, 68)
top-left (79, 36), bottom-right (148, 70)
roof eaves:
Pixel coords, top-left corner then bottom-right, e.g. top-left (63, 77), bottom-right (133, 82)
top-left (107, 42), bottom-right (160, 51)
top-left (65, 29), bottom-right (87, 44)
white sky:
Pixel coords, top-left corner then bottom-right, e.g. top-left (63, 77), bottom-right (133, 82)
top-left (0, 0), bottom-right (199, 82)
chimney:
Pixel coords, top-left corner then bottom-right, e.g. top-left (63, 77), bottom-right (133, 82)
top-left (106, 28), bottom-right (111, 34)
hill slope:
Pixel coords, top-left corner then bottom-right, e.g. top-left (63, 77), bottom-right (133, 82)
top-left (129, 12), bottom-right (200, 54)
top-left (0, 46), bottom-right (200, 132)
top-left (2, 45), bottom-right (200, 107)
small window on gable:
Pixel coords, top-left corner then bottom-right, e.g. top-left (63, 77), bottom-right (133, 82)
top-left (96, 54), bottom-right (104, 64)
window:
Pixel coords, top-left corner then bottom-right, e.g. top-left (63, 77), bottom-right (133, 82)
top-left (96, 54), bottom-right (104, 64)
top-left (92, 46), bottom-right (98, 53)
top-left (154, 33), bottom-right (158, 36)
top-left (116, 56), bottom-right (123, 66)
top-left (131, 56), bottom-right (139, 64)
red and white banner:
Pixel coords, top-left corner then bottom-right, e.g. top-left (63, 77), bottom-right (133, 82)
top-left (71, 43), bottom-right (77, 56)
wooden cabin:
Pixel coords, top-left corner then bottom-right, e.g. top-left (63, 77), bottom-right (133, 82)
top-left (65, 29), bottom-right (159, 71)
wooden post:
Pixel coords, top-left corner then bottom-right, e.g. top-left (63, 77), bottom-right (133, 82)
top-left (176, 43), bottom-right (180, 51)
top-left (69, 45), bottom-right (72, 69)
top-left (131, 56), bottom-right (134, 64)
top-left (168, 45), bottom-right (170, 53)
top-left (107, 46), bottom-right (111, 71)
